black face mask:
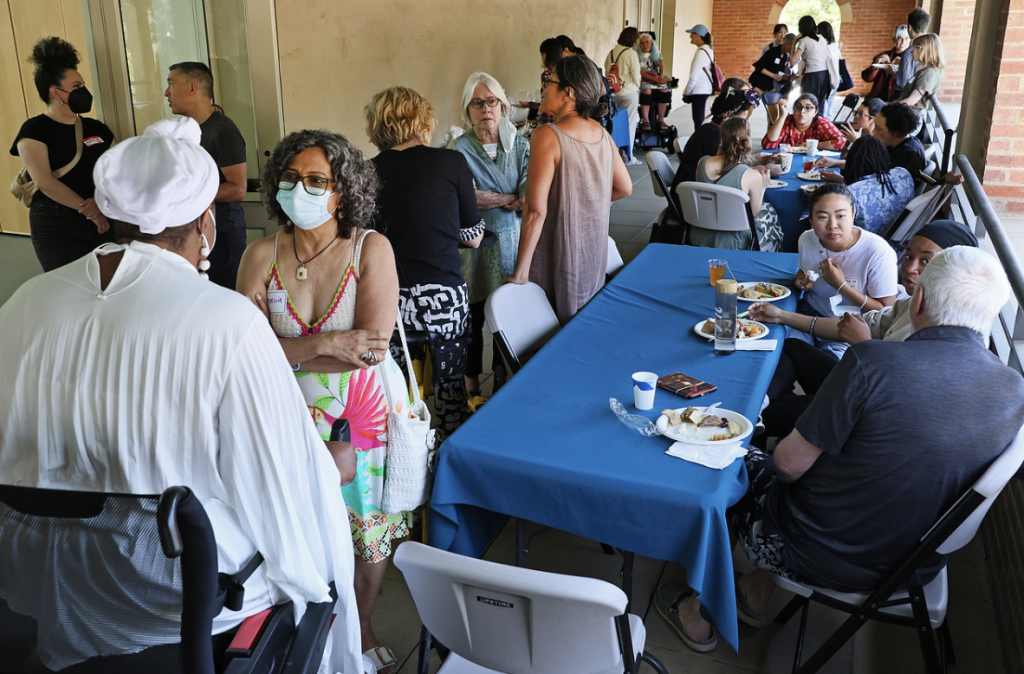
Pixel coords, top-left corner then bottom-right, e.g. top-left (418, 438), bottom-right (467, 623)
top-left (57, 86), bottom-right (93, 114)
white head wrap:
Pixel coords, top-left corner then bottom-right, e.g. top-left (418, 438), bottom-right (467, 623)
top-left (93, 117), bottom-right (219, 235)
top-left (460, 72), bottom-right (516, 153)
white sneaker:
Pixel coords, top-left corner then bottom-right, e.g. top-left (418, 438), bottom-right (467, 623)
top-left (625, 156), bottom-right (642, 166)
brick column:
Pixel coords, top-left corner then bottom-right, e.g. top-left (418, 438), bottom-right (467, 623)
top-left (939, 0), bottom-right (981, 101)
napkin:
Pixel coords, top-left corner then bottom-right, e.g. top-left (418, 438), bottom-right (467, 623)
top-left (737, 339), bottom-right (778, 351)
top-left (666, 441), bottom-right (748, 469)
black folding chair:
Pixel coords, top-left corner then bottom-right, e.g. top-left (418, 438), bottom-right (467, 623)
top-left (0, 485), bottom-right (336, 674)
top-left (832, 93), bottom-right (860, 125)
top-left (770, 424), bottom-right (1024, 674)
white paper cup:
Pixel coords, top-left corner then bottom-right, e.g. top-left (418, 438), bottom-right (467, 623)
top-left (805, 139), bottom-right (819, 155)
top-left (779, 153), bottom-right (793, 173)
top-left (632, 371), bottom-right (658, 410)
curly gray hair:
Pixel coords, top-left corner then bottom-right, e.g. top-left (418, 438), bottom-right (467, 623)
top-left (261, 129), bottom-right (379, 237)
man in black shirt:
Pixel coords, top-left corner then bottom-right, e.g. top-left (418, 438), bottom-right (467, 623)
top-left (165, 61), bottom-right (248, 289)
top-left (876, 101), bottom-right (926, 182)
top-left (657, 246), bottom-right (1024, 652)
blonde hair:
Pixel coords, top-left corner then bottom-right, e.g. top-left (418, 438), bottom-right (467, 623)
top-left (460, 72), bottom-right (510, 127)
top-left (913, 33), bottom-right (946, 72)
top-left (364, 86), bottom-right (437, 151)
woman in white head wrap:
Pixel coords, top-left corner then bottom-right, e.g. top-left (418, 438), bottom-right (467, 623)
top-left (0, 116), bottom-right (364, 674)
top-left (448, 71), bottom-right (530, 401)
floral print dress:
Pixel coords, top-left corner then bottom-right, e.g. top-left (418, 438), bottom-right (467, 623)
top-left (268, 229), bottom-right (413, 563)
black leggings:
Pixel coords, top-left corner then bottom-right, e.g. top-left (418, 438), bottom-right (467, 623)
top-left (760, 339), bottom-right (840, 441)
top-left (689, 95), bottom-right (710, 127)
top-left (29, 193), bottom-right (115, 272)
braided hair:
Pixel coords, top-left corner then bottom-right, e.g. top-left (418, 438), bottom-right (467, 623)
top-left (844, 136), bottom-right (896, 196)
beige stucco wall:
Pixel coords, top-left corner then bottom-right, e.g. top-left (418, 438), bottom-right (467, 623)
top-left (275, 0), bottom-right (712, 157)
top-left (669, 0), bottom-right (714, 99)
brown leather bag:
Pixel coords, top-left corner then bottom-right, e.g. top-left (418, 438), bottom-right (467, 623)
top-left (10, 116), bottom-right (84, 208)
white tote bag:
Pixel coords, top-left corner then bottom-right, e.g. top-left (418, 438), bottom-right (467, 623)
top-left (379, 310), bottom-right (437, 515)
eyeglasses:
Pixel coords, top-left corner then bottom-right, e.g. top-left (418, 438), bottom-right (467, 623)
top-left (469, 97), bottom-right (502, 110)
top-left (853, 111), bottom-right (875, 120)
top-left (279, 171), bottom-right (335, 197)
top-left (546, 77), bottom-right (561, 87)
top-left (793, 105), bottom-right (816, 112)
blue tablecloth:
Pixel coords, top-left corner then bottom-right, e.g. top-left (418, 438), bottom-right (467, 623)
top-left (764, 152), bottom-right (838, 253)
top-left (428, 244), bottom-right (799, 651)
top-left (609, 107), bottom-right (631, 152)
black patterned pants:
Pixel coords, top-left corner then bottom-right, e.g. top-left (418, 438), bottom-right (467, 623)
top-left (391, 283), bottom-right (470, 442)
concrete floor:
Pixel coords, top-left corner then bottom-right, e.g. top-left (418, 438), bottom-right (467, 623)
top-left (0, 98), bottom-right (1015, 674)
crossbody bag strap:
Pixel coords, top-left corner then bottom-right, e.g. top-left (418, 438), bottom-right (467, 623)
top-left (393, 308), bottom-right (423, 407)
top-left (52, 116), bottom-right (83, 180)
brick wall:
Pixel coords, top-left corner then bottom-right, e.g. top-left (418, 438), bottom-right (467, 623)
top-left (984, 481), bottom-right (1024, 674)
top-left (981, 0), bottom-right (1024, 212)
top-left (939, 0), bottom-right (980, 101)
top-left (710, 0), bottom-right (916, 97)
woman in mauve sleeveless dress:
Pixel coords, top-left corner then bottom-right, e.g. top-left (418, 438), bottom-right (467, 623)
top-left (237, 130), bottom-right (411, 670)
top-left (504, 55), bottom-right (634, 325)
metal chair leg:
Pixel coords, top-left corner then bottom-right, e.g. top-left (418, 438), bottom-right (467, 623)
top-left (775, 595), bottom-right (806, 624)
top-left (641, 650), bottom-right (669, 674)
top-left (938, 619), bottom-right (956, 665)
top-left (792, 598), bottom-right (809, 674)
top-left (908, 582), bottom-right (943, 674)
top-left (416, 624), bottom-right (432, 674)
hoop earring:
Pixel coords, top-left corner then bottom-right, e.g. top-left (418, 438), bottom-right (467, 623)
top-left (198, 232), bottom-right (211, 279)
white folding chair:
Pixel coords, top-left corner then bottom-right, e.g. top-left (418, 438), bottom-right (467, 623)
top-left (675, 181), bottom-right (760, 250)
top-left (644, 151), bottom-right (686, 244)
top-left (484, 282), bottom-right (559, 376)
top-left (394, 542), bottom-right (668, 674)
top-left (673, 135), bottom-right (689, 155)
top-left (607, 236), bottom-right (625, 277)
top-left (771, 423), bottom-right (1024, 674)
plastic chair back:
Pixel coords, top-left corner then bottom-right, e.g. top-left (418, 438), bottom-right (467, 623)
top-left (394, 542), bottom-right (628, 674)
top-left (675, 181), bottom-right (752, 232)
top-left (936, 424), bottom-right (1024, 554)
top-left (607, 236), bottom-right (624, 276)
top-left (673, 135), bottom-right (688, 155)
top-left (645, 151), bottom-right (675, 198)
top-left (484, 282), bottom-right (560, 371)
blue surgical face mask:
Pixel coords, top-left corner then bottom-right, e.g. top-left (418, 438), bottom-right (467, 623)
top-left (276, 183), bottom-right (338, 230)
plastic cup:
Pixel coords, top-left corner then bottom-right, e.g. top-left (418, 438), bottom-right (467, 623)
top-left (779, 153), bottom-right (793, 173)
top-left (709, 258), bottom-right (727, 286)
top-left (804, 159), bottom-right (815, 173)
top-left (805, 139), bottom-right (819, 155)
top-left (779, 143), bottom-right (791, 154)
top-left (632, 372), bottom-right (658, 410)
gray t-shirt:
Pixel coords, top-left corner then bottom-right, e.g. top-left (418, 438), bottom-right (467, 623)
top-left (199, 110), bottom-right (247, 232)
top-left (796, 36), bottom-right (829, 74)
top-left (765, 326), bottom-right (1024, 592)
top-left (900, 66), bottom-right (942, 109)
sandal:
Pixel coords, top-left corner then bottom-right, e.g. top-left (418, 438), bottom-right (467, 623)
top-left (735, 573), bottom-right (767, 628)
top-left (654, 581), bottom-right (718, 652)
top-left (659, 122), bottom-right (670, 130)
top-left (641, 120), bottom-right (651, 130)
top-left (364, 646), bottom-right (397, 674)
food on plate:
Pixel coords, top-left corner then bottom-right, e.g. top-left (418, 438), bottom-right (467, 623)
top-left (739, 283), bottom-right (784, 299)
top-left (700, 318), bottom-right (766, 339)
top-left (663, 409), bottom-right (683, 426)
top-left (665, 407), bottom-right (744, 441)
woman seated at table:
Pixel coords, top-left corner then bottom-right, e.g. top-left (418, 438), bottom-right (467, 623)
top-left (750, 219), bottom-right (978, 441)
top-left (671, 86), bottom-right (754, 190)
top-left (690, 117), bottom-right (783, 252)
top-left (815, 136), bottom-right (915, 234)
top-left (504, 55), bottom-right (632, 324)
top-left (788, 183), bottom-right (898, 359)
top-left (449, 72), bottom-right (529, 404)
top-left (761, 93), bottom-right (846, 151)
top-left (365, 86), bottom-right (485, 442)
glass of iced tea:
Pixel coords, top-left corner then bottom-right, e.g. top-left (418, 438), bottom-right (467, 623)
top-left (709, 258), bottom-right (727, 286)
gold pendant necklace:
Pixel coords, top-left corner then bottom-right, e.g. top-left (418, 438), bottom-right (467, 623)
top-left (293, 231), bottom-right (340, 281)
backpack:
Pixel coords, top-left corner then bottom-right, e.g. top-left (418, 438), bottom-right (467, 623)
top-left (607, 47), bottom-right (625, 93)
top-left (701, 47), bottom-right (724, 94)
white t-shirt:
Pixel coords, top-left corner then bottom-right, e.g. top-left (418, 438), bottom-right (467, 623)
top-left (796, 36), bottom-right (829, 74)
top-left (685, 46), bottom-right (715, 96)
top-left (798, 227), bottom-right (898, 317)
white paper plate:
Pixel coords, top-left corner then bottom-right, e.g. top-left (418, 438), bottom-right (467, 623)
top-left (800, 184), bottom-right (819, 195)
top-left (816, 149), bottom-right (841, 157)
top-left (798, 171), bottom-right (825, 181)
top-left (766, 180), bottom-right (788, 189)
top-left (656, 406), bottom-right (755, 445)
top-left (693, 318), bottom-right (770, 341)
top-left (736, 282), bottom-right (792, 302)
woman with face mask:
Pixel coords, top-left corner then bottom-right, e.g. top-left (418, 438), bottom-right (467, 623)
top-left (237, 128), bottom-right (410, 674)
top-left (11, 37), bottom-right (116, 271)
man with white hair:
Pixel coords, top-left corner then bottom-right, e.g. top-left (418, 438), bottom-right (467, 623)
top-left (0, 118), bottom-right (362, 674)
top-left (656, 246), bottom-right (1024, 652)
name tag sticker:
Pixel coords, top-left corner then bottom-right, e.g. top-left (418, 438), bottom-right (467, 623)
top-left (267, 289), bottom-right (288, 315)
top-left (83, 136), bottom-right (105, 147)
top-left (775, 58), bottom-right (781, 64)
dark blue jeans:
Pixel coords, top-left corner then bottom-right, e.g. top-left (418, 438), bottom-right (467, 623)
top-left (29, 193), bottom-right (114, 272)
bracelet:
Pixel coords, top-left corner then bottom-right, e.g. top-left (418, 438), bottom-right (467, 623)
top-left (835, 281), bottom-right (848, 295)
top-left (809, 316), bottom-right (818, 337)
top-left (292, 362), bottom-right (301, 372)
top-left (860, 294), bottom-right (870, 310)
